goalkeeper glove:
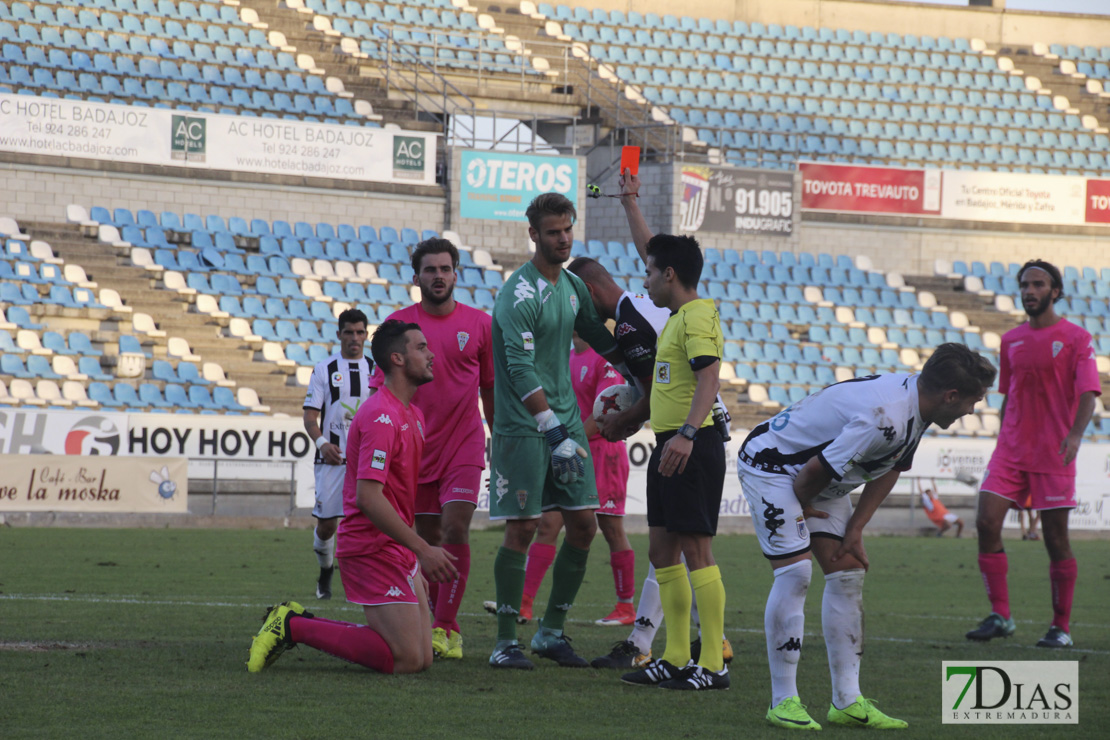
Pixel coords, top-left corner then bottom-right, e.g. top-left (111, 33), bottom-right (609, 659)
top-left (535, 409), bottom-right (587, 485)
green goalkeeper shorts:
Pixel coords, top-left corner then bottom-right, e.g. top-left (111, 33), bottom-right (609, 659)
top-left (488, 432), bottom-right (598, 520)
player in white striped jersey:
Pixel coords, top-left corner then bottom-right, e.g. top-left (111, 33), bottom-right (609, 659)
top-left (738, 343), bottom-right (995, 730)
top-left (303, 309), bottom-right (373, 600)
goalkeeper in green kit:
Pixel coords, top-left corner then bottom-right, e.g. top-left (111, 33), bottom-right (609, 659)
top-left (488, 193), bottom-right (631, 669)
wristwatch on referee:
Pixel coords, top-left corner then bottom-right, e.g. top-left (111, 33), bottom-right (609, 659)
top-left (677, 424), bottom-right (698, 441)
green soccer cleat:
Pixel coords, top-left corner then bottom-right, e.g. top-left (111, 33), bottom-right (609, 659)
top-left (1036, 625), bottom-right (1073, 648)
top-left (827, 696), bottom-right (908, 729)
top-left (431, 627), bottom-right (450, 659)
top-left (445, 630), bottom-right (464, 660)
top-left (965, 612), bottom-right (1016, 642)
top-left (766, 696), bottom-right (822, 731)
top-left (530, 627), bottom-right (589, 668)
top-left (247, 601), bottom-right (311, 673)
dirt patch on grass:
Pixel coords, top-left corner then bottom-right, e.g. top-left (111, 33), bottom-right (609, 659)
top-left (0, 641), bottom-right (100, 652)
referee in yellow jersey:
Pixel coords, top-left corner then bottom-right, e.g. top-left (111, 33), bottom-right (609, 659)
top-left (620, 233), bottom-right (728, 692)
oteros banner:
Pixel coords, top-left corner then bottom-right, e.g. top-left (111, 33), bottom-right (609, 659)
top-left (0, 93), bottom-right (437, 185)
top-left (460, 149), bottom-right (578, 220)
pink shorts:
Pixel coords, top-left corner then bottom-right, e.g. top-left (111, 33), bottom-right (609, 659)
top-left (980, 463), bottom-right (1076, 510)
top-left (415, 464), bottom-right (482, 515)
top-left (338, 549), bottom-right (420, 606)
top-left (591, 437), bottom-right (629, 516)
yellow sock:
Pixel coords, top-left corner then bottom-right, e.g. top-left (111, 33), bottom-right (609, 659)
top-left (656, 563), bottom-right (692, 667)
top-left (691, 565), bottom-right (725, 672)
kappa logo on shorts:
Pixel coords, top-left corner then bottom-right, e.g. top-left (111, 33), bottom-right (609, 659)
top-left (494, 470), bottom-right (508, 504)
top-left (602, 500), bottom-right (617, 510)
top-left (762, 497), bottom-right (786, 537)
top-left (385, 586), bottom-right (404, 597)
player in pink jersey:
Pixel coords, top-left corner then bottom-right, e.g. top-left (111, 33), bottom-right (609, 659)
top-left (967, 260), bottom-right (1100, 648)
top-left (509, 334), bottom-right (635, 626)
top-left (369, 238), bottom-right (494, 660)
top-left (248, 320), bottom-right (458, 675)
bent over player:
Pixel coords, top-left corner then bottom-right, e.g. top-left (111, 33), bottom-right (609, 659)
top-left (738, 344), bottom-right (995, 729)
top-left (248, 321), bottom-right (457, 675)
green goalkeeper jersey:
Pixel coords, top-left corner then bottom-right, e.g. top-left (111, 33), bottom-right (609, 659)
top-left (492, 260), bottom-right (617, 438)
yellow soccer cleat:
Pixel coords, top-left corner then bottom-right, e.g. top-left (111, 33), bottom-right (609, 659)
top-left (445, 630), bottom-right (464, 660)
top-left (766, 696), bottom-right (822, 731)
top-left (432, 627), bottom-right (450, 658)
top-left (827, 696), bottom-right (908, 730)
top-left (722, 636), bottom-right (734, 664)
top-left (247, 601), bottom-right (311, 673)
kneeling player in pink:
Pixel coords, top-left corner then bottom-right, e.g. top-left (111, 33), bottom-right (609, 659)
top-left (967, 259), bottom-right (1099, 648)
top-left (247, 320), bottom-right (458, 674)
top-left (371, 237), bottom-right (494, 660)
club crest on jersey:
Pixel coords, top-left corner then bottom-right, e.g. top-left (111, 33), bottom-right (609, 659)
top-left (416, 420), bottom-right (424, 439)
top-left (330, 370), bottom-right (344, 387)
top-left (656, 362), bottom-right (671, 384)
top-left (796, 515), bottom-right (807, 539)
top-left (569, 294), bottom-right (578, 314)
top-left (1052, 340), bottom-right (1063, 357)
top-left (579, 365), bottom-right (589, 383)
top-left (457, 331), bottom-right (470, 351)
top-left (371, 449), bottom-right (387, 470)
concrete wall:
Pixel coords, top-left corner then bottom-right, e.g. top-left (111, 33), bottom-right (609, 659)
top-left (0, 161), bottom-right (444, 233)
top-left (574, 0), bottom-right (1110, 48)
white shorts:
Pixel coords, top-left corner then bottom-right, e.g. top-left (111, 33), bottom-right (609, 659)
top-left (737, 464), bottom-right (852, 560)
top-left (942, 512), bottom-right (959, 525)
top-left (313, 464), bottom-right (345, 519)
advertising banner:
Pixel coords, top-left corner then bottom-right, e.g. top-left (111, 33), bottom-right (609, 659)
top-left (1086, 179), bottom-right (1110, 224)
top-left (801, 161), bottom-right (1110, 228)
top-left (800, 162), bottom-right (942, 215)
top-left (0, 93), bottom-right (437, 185)
top-left (941, 170), bottom-right (1085, 225)
top-left (0, 409), bottom-right (315, 505)
top-left (679, 165), bottom-right (794, 236)
top-left (460, 149), bottom-right (578, 220)
top-left (0, 453), bottom-right (188, 513)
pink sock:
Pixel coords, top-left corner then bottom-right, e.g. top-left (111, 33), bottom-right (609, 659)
top-left (289, 615), bottom-right (394, 673)
top-left (610, 549), bottom-right (635, 601)
top-left (433, 543), bottom-right (471, 634)
top-left (425, 580), bottom-right (440, 616)
top-left (523, 542), bottom-right (556, 602)
top-left (978, 552), bottom-right (1010, 619)
top-left (1049, 558), bottom-right (1077, 633)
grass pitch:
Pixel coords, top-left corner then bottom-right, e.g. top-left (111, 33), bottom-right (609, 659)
top-left (0, 528), bottom-right (1106, 739)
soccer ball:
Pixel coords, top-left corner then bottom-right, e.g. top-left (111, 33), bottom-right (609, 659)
top-left (593, 384), bottom-right (642, 430)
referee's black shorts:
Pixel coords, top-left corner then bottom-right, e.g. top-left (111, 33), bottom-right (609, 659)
top-left (646, 427), bottom-right (726, 535)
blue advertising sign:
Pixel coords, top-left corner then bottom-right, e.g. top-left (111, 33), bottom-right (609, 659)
top-left (460, 150), bottom-right (578, 220)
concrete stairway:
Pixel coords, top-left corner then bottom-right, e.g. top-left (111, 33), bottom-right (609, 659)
top-left (236, 0), bottom-right (440, 130)
top-left (21, 220), bottom-right (307, 416)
